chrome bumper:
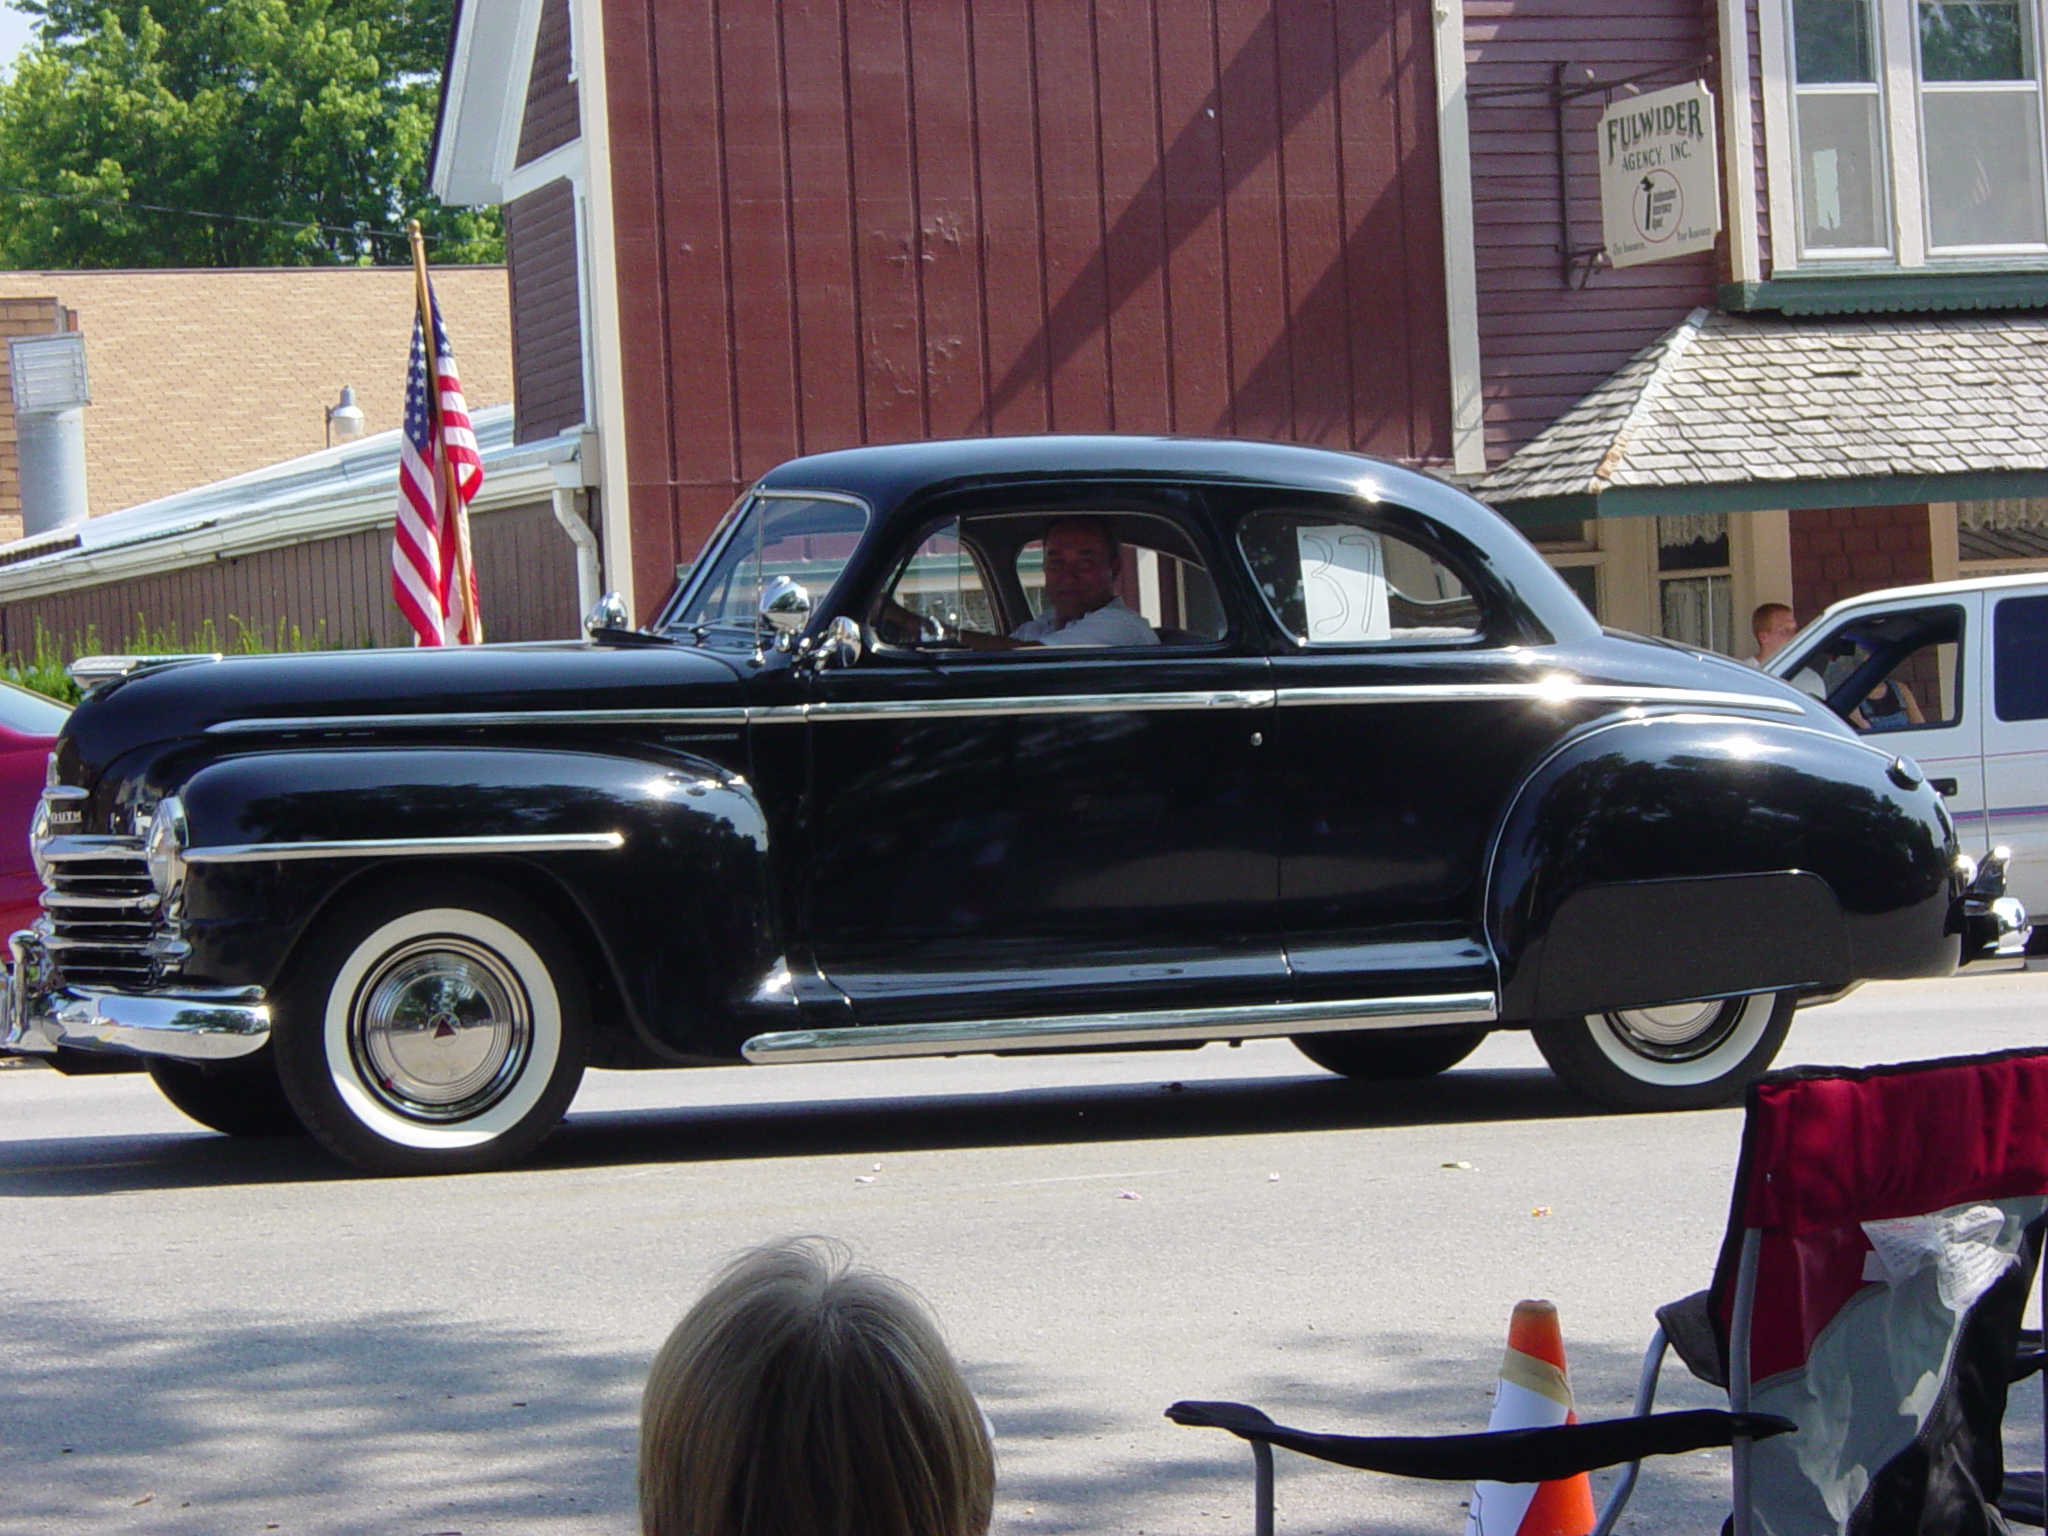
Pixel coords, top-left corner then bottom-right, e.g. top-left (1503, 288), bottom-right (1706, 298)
top-left (0, 930), bottom-right (270, 1062)
top-left (1959, 847), bottom-right (2032, 963)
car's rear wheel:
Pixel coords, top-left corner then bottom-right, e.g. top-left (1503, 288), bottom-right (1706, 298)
top-left (1533, 991), bottom-right (1796, 1111)
top-left (146, 1057), bottom-right (305, 1137)
top-left (1292, 1026), bottom-right (1489, 1080)
top-left (271, 879), bottom-right (589, 1176)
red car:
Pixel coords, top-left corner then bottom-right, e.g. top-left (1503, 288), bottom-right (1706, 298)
top-left (0, 681), bottom-right (67, 937)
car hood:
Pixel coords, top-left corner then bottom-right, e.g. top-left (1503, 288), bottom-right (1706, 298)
top-left (59, 640), bottom-right (747, 785)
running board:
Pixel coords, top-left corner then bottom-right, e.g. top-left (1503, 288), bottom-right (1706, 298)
top-left (741, 992), bottom-right (1498, 1065)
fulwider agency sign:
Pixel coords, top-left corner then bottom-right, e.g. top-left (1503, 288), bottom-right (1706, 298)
top-left (1598, 81), bottom-right (1721, 268)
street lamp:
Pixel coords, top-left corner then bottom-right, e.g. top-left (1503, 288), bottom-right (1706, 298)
top-left (326, 385), bottom-right (365, 448)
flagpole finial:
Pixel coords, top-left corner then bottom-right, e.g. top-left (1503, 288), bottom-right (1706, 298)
top-left (407, 217), bottom-right (423, 238)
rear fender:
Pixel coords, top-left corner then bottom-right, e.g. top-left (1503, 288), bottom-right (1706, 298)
top-left (172, 746), bottom-right (789, 1062)
top-left (1486, 713), bottom-right (1959, 1019)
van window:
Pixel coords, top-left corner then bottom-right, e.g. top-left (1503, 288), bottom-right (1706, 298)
top-left (1995, 594), bottom-right (2048, 721)
top-left (1801, 603), bottom-right (1965, 732)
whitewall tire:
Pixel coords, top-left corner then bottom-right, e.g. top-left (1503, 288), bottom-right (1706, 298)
top-left (273, 881), bottom-right (589, 1175)
top-left (1532, 991), bottom-right (1796, 1111)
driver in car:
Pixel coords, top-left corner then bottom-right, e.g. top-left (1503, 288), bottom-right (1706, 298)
top-left (884, 517), bottom-right (1161, 650)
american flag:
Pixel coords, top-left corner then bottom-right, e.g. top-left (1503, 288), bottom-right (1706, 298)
top-left (392, 285), bottom-right (483, 645)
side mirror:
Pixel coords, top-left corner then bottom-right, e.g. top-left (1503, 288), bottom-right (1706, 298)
top-left (583, 592), bottom-right (631, 637)
top-left (812, 615), bottom-right (864, 670)
top-left (759, 575), bottom-right (813, 639)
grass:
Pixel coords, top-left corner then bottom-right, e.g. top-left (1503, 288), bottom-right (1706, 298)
top-left (1, 615), bottom-right (332, 705)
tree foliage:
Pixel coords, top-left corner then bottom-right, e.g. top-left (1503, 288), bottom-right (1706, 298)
top-left (0, 0), bottom-right (501, 267)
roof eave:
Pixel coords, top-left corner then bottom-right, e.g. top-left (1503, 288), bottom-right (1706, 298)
top-left (430, 0), bottom-right (544, 208)
top-left (1486, 467), bottom-right (2048, 522)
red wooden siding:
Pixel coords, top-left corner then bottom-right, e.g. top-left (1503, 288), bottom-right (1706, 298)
top-left (600, 0), bottom-right (1454, 616)
top-left (1748, 0), bottom-right (1773, 273)
top-left (0, 502), bottom-right (582, 660)
top-left (505, 177), bottom-right (587, 443)
top-left (516, 0), bottom-right (579, 167)
top-left (1464, 0), bottom-right (1720, 466)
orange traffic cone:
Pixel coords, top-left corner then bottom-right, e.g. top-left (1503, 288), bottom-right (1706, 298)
top-left (1464, 1300), bottom-right (1598, 1536)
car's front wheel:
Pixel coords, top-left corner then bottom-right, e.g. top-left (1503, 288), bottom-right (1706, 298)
top-left (272, 880), bottom-right (590, 1175)
top-left (1533, 991), bottom-right (1796, 1111)
top-left (1292, 1026), bottom-right (1489, 1080)
top-left (146, 1057), bottom-right (305, 1137)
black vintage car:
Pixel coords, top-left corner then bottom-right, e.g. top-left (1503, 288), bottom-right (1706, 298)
top-left (1, 437), bottom-right (2019, 1173)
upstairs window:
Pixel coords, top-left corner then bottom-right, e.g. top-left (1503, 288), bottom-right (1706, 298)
top-left (1785, 0), bottom-right (2048, 260)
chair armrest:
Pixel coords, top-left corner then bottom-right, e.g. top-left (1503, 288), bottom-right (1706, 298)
top-left (1164, 1400), bottom-right (1795, 1484)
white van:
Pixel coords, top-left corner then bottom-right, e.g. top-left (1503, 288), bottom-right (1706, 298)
top-left (1765, 573), bottom-right (2048, 922)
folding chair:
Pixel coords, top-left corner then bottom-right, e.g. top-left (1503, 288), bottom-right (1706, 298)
top-left (1171, 1047), bottom-right (2048, 1536)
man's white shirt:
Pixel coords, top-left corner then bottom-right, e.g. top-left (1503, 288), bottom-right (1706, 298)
top-left (1012, 596), bottom-right (1160, 648)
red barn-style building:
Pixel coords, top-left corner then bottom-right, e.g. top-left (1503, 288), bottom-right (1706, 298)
top-left (433, 0), bottom-right (2048, 653)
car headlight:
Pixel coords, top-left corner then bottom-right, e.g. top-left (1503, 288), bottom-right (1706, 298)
top-left (144, 795), bottom-right (187, 900)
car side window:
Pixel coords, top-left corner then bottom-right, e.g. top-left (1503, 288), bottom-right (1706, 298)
top-left (1237, 509), bottom-right (1483, 645)
top-left (1995, 594), bottom-right (2048, 721)
top-left (872, 521), bottom-right (998, 645)
top-left (1013, 531), bottom-right (1225, 643)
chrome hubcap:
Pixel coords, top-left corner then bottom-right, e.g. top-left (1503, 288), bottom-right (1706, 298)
top-left (350, 938), bottom-right (532, 1121)
top-left (1601, 999), bottom-right (1739, 1062)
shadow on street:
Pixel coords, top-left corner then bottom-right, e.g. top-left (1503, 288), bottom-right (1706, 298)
top-left (0, 1063), bottom-right (1602, 1195)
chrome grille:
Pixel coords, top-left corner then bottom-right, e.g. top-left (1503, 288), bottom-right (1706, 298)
top-left (39, 836), bottom-right (161, 988)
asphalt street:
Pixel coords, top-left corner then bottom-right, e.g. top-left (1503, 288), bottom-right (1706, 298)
top-left (4, 969), bottom-right (2046, 1536)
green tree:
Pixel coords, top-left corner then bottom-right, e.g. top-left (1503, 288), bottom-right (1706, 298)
top-left (0, 0), bottom-right (501, 267)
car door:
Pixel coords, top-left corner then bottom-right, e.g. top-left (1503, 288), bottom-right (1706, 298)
top-left (795, 500), bottom-right (1285, 1026)
top-left (1982, 587), bottom-right (2048, 918)
top-left (1232, 498), bottom-right (1572, 1007)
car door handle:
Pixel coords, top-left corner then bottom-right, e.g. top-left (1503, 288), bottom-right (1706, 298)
top-left (1930, 777), bottom-right (1959, 797)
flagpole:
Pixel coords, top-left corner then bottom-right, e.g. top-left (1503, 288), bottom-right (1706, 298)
top-left (406, 218), bottom-right (482, 643)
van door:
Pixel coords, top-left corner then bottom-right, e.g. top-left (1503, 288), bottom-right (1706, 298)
top-left (1982, 589), bottom-right (2048, 918)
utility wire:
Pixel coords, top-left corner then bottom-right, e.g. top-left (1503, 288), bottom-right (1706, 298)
top-left (0, 180), bottom-right (452, 245)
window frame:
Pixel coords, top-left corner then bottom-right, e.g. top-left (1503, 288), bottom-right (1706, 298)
top-left (1232, 504), bottom-right (1503, 651)
top-left (860, 506), bottom-right (1234, 660)
top-left (1766, 0), bottom-right (2048, 268)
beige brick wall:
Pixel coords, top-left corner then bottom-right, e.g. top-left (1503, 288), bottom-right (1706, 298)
top-left (0, 267), bottom-right (512, 522)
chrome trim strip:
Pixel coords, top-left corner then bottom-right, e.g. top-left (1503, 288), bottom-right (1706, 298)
top-left (203, 683), bottom-right (1799, 736)
top-left (1274, 683), bottom-right (1806, 714)
top-left (38, 835), bottom-right (144, 861)
top-left (741, 990), bottom-right (1496, 1064)
top-left (41, 891), bottom-right (159, 912)
top-left (183, 831), bottom-right (627, 865)
top-left (800, 689), bottom-right (1275, 723)
top-left (208, 707), bottom-right (750, 735)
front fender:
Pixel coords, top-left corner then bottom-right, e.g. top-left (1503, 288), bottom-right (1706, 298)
top-left (172, 746), bottom-right (786, 1062)
top-left (1487, 713), bottom-right (1959, 1020)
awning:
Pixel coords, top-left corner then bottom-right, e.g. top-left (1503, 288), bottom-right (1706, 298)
top-left (1478, 307), bottom-right (2048, 523)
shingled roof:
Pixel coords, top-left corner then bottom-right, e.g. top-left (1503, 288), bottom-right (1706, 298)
top-left (1478, 308), bottom-right (2048, 520)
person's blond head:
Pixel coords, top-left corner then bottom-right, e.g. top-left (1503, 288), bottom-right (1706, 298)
top-left (640, 1238), bottom-right (994, 1536)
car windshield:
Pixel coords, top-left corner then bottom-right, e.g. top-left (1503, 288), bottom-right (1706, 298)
top-left (663, 493), bottom-right (869, 638)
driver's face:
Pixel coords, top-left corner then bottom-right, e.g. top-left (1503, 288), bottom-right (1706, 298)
top-left (1042, 525), bottom-right (1118, 622)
